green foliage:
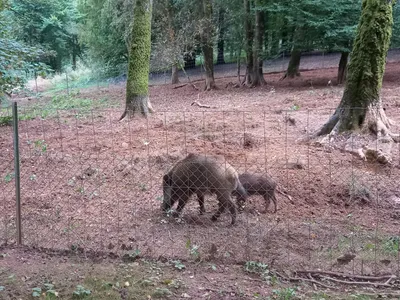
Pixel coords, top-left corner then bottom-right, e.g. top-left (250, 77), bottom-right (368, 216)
top-left (171, 260), bottom-right (185, 270)
top-left (34, 139), bottom-right (47, 153)
top-left (0, 37), bottom-right (50, 100)
top-left (122, 249), bottom-right (141, 262)
top-left (32, 287), bottom-right (42, 297)
top-left (0, 115), bottom-right (12, 126)
top-left (4, 172), bottom-right (14, 183)
top-left (152, 287), bottom-right (172, 298)
top-left (265, 0), bottom-right (361, 54)
top-left (244, 261), bottom-right (271, 281)
top-left (9, 0), bottom-right (82, 72)
top-left (392, 4), bottom-right (400, 47)
top-left (271, 287), bottom-right (297, 300)
top-left (77, 0), bottom-right (132, 75)
top-left (185, 239), bottom-right (200, 260)
top-left (31, 283), bottom-right (58, 299)
top-left (383, 236), bottom-right (399, 255)
top-left (72, 285), bottom-right (91, 298)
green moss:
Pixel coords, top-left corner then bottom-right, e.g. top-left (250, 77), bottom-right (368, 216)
top-left (126, 0), bottom-right (152, 100)
top-left (339, 0), bottom-right (394, 131)
top-left (343, 0), bottom-right (393, 107)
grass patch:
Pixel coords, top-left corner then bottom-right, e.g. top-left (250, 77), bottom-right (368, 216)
top-left (17, 92), bottom-right (114, 120)
top-left (0, 259), bottom-right (186, 300)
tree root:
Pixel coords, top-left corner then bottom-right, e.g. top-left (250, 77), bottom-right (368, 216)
top-left (191, 94), bottom-right (216, 109)
top-left (275, 271), bottom-right (335, 289)
top-left (296, 270), bottom-right (396, 282)
top-left (173, 83), bottom-right (188, 89)
top-left (119, 97), bottom-right (155, 121)
top-left (275, 270), bottom-right (399, 290)
top-left (191, 101), bottom-right (213, 108)
top-left (318, 275), bottom-right (393, 288)
top-left (312, 103), bottom-right (399, 164)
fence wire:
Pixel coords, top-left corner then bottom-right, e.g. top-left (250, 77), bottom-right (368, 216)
top-left (1, 106), bottom-right (399, 276)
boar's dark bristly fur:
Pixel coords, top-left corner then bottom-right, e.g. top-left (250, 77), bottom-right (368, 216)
top-left (234, 173), bottom-right (278, 213)
top-left (162, 153), bottom-right (246, 225)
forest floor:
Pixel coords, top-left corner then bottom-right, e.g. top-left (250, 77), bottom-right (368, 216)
top-left (1, 60), bottom-right (400, 299)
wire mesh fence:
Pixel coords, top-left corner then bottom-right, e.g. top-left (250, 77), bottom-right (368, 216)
top-left (1, 105), bottom-right (399, 276)
top-left (24, 49), bottom-right (400, 97)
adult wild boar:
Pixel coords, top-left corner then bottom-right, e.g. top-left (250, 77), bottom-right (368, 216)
top-left (162, 153), bottom-right (247, 225)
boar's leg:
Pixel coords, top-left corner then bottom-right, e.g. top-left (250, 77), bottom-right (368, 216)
top-left (270, 193), bottom-right (277, 213)
top-left (262, 191), bottom-right (277, 213)
top-left (175, 190), bottom-right (191, 216)
top-left (196, 192), bottom-right (206, 215)
top-left (211, 193), bottom-right (237, 225)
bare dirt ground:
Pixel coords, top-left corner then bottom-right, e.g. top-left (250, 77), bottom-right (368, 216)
top-left (1, 61), bottom-right (400, 299)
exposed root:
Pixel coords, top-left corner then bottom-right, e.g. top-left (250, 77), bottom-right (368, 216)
top-left (191, 94), bottom-right (216, 109)
top-left (313, 102), bottom-right (398, 164)
top-left (119, 96), bottom-right (154, 121)
top-left (315, 111), bottom-right (340, 137)
top-left (191, 101), bottom-right (212, 109)
top-left (279, 73), bottom-right (287, 81)
top-left (296, 270), bottom-right (396, 282)
top-left (173, 83), bottom-right (188, 89)
top-left (225, 82), bottom-right (241, 88)
top-left (275, 271), bottom-right (335, 289)
top-left (318, 275), bottom-right (393, 288)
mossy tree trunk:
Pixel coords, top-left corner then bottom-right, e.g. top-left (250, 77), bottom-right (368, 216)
top-left (317, 0), bottom-right (395, 136)
top-left (120, 0), bottom-right (154, 120)
top-left (244, 0), bottom-right (254, 85)
top-left (252, 1), bottom-right (266, 87)
top-left (200, 0), bottom-right (216, 90)
top-left (337, 51), bottom-right (349, 84)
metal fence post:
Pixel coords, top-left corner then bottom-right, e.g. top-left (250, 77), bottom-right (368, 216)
top-left (12, 102), bottom-right (22, 245)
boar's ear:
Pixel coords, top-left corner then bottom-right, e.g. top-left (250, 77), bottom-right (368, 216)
top-left (163, 173), bottom-right (172, 186)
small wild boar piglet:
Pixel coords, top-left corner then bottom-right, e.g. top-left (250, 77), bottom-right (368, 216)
top-left (234, 173), bottom-right (281, 213)
top-left (162, 153), bottom-right (247, 225)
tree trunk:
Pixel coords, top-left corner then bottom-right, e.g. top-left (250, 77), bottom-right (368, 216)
top-left (282, 48), bottom-right (301, 79)
top-left (244, 0), bottom-right (254, 85)
top-left (252, 3), bottom-right (266, 87)
top-left (258, 60), bottom-right (265, 83)
top-left (202, 42), bottom-right (215, 90)
top-left (201, 0), bottom-right (216, 90)
top-left (166, 0), bottom-right (180, 84)
top-left (337, 52), bottom-right (349, 84)
top-left (171, 64), bottom-right (179, 84)
top-left (72, 52), bottom-right (77, 71)
top-left (216, 8), bottom-right (225, 65)
top-left (317, 0), bottom-right (395, 136)
top-left (120, 0), bottom-right (154, 120)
